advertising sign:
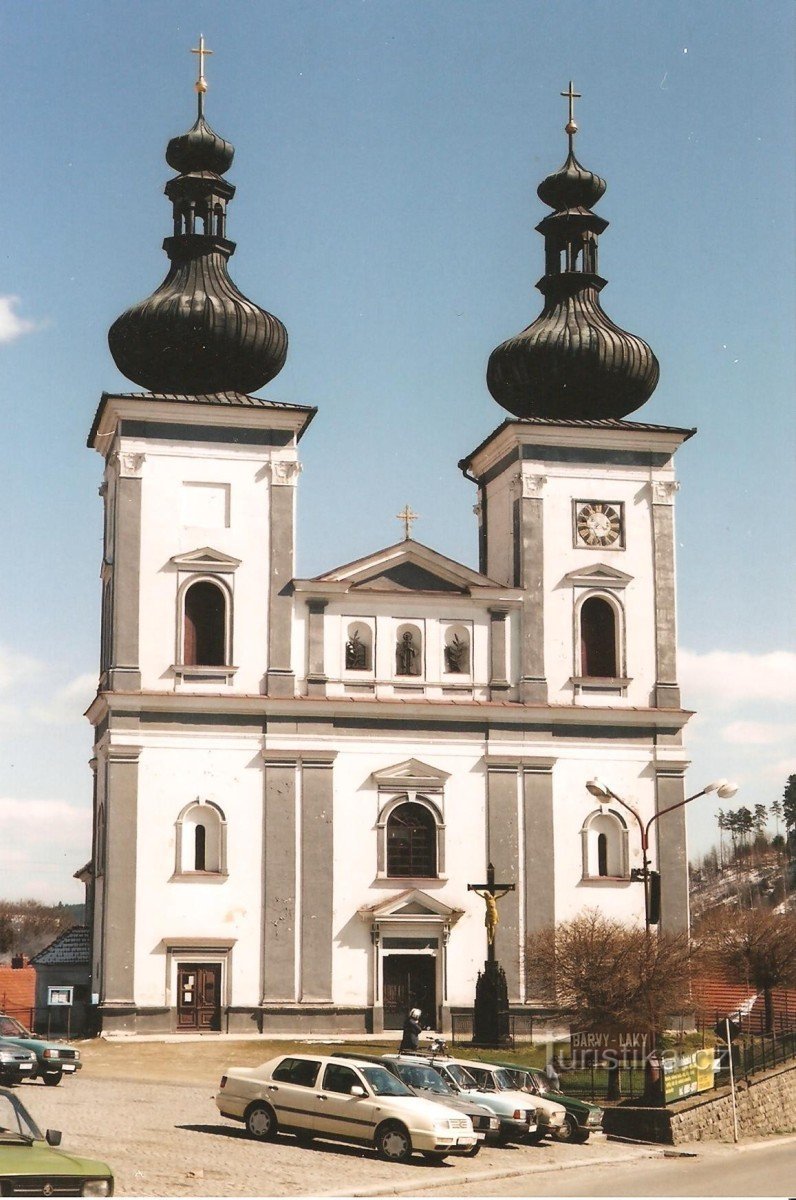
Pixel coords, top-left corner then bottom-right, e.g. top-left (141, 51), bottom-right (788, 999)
top-left (570, 1027), bottom-right (652, 1064)
top-left (47, 986), bottom-right (74, 1007)
top-left (662, 1048), bottom-right (716, 1103)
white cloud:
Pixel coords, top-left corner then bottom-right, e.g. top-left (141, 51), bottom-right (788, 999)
top-left (721, 720), bottom-right (796, 746)
top-left (0, 797), bottom-right (86, 826)
top-left (764, 757), bottom-right (796, 782)
top-left (29, 672), bottom-right (98, 725)
top-left (0, 797), bottom-right (90, 902)
top-left (0, 646), bottom-right (43, 692)
top-left (680, 649), bottom-right (796, 707)
top-left (0, 295), bottom-right (38, 344)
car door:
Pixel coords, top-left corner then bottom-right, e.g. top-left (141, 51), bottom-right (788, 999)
top-left (312, 1063), bottom-right (380, 1144)
top-left (266, 1057), bottom-right (322, 1132)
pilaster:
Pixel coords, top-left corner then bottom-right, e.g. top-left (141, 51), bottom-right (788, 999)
top-left (100, 746), bottom-right (140, 1010)
top-left (306, 599), bottom-right (328, 696)
top-left (109, 453), bottom-right (143, 691)
top-left (267, 461), bottom-right (300, 697)
top-left (652, 481), bottom-right (681, 708)
top-left (262, 758), bottom-right (297, 1000)
top-left (655, 767), bottom-right (690, 934)
top-left (485, 762), bottom-right (521, 1000)
top-left (300, 755), bottom-right (336, 1000)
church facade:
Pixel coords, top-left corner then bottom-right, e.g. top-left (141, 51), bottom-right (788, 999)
top-left (87, 69), bottom-right (694, 1034)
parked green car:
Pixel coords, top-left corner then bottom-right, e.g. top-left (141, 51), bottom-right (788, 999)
top-left (0, 1015), bottom-right (82, 1087)
top-left (0, 1086), bottom-right (113, 1195)
top-left (492, 1063), bottom-right (603, 1143)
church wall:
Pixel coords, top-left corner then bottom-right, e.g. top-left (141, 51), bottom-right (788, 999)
top-left (482, 469), bottom-right (515, 587)
top-left (132, 441), bottom-right (281, 694)
top-left (551, 750), bottom-right (660, 925)
top-left (130, 736), bottom-right (265, 1010)
top-left (539, 464), bottom-right (660, 705)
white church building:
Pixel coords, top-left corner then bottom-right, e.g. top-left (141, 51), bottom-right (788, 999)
top-left (87, 70), bottom-right (694, 1035)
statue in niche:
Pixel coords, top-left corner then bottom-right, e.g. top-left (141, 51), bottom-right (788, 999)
top-left (396, 631), bottom-right (419, 676)
top-left (444, 633), bottom-right (468, 674)
top-left (345, 629), bottom-right (368, 670)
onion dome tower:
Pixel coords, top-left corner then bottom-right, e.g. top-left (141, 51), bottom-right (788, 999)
top-left (487, 83), bottom-right (659, 420)
top-left (108, 38), bottom-right (287, 395)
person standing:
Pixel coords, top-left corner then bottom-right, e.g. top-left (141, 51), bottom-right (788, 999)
top-left (399, 1007), bottom-right (422, 1052)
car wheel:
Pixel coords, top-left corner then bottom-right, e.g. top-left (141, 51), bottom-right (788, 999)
top-left (554, 1114), bottom-right (580, 1143)
top-left (573, 1129), bottom-right (590, 1144)
top-left (42, 1069), bottom-right (63, 1087)
top-left (375, 1121), bottom-right (413, 1163)
top-left (245, 1102), bottom-right (278, 1141)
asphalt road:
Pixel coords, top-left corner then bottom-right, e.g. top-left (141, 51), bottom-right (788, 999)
top-left (412, 1137), bottom-right (796, 1197)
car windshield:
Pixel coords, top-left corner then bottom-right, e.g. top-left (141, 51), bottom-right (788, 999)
top-left (0, 1016), bottom-right (30, 1038)
top-left (394, 1063), bottom-right (451, 1094)
top-left (445, 1063), bottom-right (479, 1089)
top-left (359, 1066), bottom-right (412, 1097)
top-left (528, 1070), bottom-right (549, 1093)
top-left (0, 1094), bottom-right (41, 1143)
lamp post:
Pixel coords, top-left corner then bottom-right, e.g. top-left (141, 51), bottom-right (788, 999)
top-left (585, 777), bottom-right (739, 930)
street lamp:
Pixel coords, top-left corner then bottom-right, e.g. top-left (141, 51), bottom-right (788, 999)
top-left (585, 777), bottom-right (739, 929)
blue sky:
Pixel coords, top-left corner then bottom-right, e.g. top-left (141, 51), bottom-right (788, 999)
top-left (0, 1), bottom-right (793, 902)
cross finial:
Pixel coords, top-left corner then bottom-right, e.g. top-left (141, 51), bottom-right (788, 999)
top-left (561, 80), bottom-right (581, 150)
top-left (396, 504), bottom-right (419, 540)
top-left (191, 35), bottom-right (213, 116)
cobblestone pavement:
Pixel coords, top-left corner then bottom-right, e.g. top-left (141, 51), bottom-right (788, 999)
top-left (18, 1074), bottom-right (654, 1198)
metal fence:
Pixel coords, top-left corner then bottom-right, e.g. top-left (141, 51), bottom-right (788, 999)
top-left (715, 1029), bottom-right (796, 1086)
top-left (450, 1011), bottom-right (534, 1045)
top-left (1, 1005), bottom-right (90, 1040)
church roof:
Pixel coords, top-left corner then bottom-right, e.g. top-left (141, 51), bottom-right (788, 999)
top-left (294, 538), bottom-right (519, 600)
top-left (87, 390), bottom-right (316, 448)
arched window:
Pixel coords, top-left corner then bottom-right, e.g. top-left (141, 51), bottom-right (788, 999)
top-left (175, 801), bottom-right (227, 877)
top-left (194, 823), bottom-right (207, 871)
top-left (345, 623), bottom-right (373, 671)
top-left (580, 596), bottom-right (619, 678)
top-left (386, 802), bottom-right (437, 877)
top-left (581, 809), bottom-right (629, 880)
top-left (183, 581), bottom-right (227, 666)
top-left (597, 832), bottom-right (608, 877)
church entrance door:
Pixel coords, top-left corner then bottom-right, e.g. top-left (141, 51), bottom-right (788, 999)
top-left (383, 955), bottom-right (436, 1030)
top-left (176, 963), bottom-right (221, 1031)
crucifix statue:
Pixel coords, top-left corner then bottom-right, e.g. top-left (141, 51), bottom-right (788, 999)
top-left (468, 862), bottom-right (515, 960)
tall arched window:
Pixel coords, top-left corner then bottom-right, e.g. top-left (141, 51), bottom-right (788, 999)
top-left (183, 581), bottom-right (227, 666)
top-left (194, 823), bottom-right (207, 871)
top-left (580, 596), bottom-right (618, 678)
top-left (597, 832), bottom-right (608, 877)
top-left (386, 802), bottom-right (437, 877)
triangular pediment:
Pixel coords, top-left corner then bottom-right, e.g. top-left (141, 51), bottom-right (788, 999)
top-left (309, 539), bottom-right (504, 595)
top-left (372, 758), bottom-right (450, 792)
top-left (560, 562), bottom-right (633, 589)
top-left (361, 888), bottom-right (464, 921)
top-left (170, 546), bottom-right (241, 572)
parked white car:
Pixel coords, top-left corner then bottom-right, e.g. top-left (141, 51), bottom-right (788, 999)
top-left (215, 1053), bottom-right (477, 1163)
top-left (464, 1060), bottom-right (568, 1136)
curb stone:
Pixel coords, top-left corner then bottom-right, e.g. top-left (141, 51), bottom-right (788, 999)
top-left (320, 1148), bottom-right (666, 1198)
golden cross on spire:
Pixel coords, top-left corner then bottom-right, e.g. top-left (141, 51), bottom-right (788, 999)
top-left (396, 504), bottom-right (419, 540)
top-left (561, 80), bottom-right (581, 147)
top-left (191, 35), bottom-right (213, 114)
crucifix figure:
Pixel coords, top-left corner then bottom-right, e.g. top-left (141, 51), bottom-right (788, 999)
top-left (191, 35), bottom-right (213, 114)
top-left (468, 862), bottom-right (515, 959)
top-left (396, 504), bottom-right (419, 540)
top-left (561, 80), bottom-right (581, 147)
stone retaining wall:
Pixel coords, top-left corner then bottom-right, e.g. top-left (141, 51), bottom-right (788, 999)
top-left (605, 1060), bottom-right (796, 1142)
top-left (603, 1062), bottom-right (796, 1144)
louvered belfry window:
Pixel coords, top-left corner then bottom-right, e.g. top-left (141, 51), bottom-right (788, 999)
top-left (183, 581), bottom-right (226, 666)
top-left (386, 802), bottom-right (436, 877)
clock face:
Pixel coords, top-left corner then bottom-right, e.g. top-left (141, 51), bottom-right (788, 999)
top-left (576, 502), bottom-right (623, 548)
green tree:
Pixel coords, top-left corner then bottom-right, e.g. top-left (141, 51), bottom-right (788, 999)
top-left (771, 799), bottom-right (783, 838)
top-left (783, 775), bottom-right (796, 834)
top-left (0, 915), bottom-right (14, 956)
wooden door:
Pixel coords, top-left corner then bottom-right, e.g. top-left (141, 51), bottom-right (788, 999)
top-left (177, 963), bottom-right (221, 1030)
top-left (383, 955), bottom-right (436, 1030)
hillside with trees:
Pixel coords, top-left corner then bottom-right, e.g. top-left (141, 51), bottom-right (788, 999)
top-left (0, 901), bottom-right (83, 962)
top-left (690, 774), bottom-right (796, 921)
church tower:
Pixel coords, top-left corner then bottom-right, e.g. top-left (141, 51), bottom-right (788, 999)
top-left (87, 46), bottom-right (314, 1031)
top-left (459, 85), bottom-right (693, 962)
